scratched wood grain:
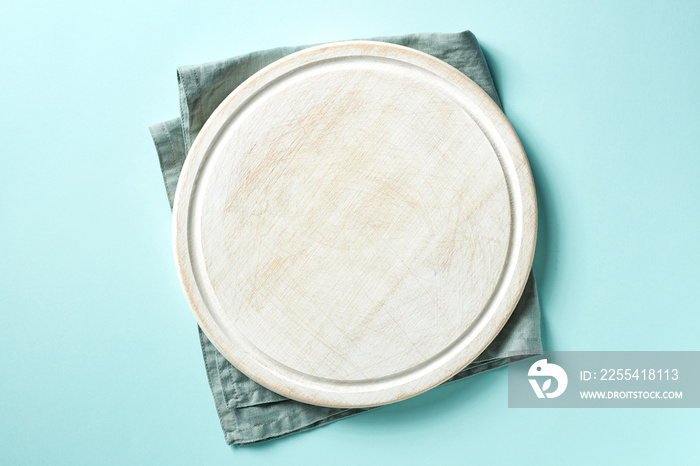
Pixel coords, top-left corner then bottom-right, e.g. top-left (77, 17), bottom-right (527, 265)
top-left (172, 41), bottom-right (537, 408)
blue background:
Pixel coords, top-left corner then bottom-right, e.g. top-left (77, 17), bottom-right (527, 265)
top-left (2, 1), bottom-right (698, 464)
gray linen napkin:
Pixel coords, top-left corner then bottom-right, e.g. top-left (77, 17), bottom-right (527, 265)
top-left (150, 30), bottom-right (542, 446)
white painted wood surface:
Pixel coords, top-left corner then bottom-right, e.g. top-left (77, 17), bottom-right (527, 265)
top-left (172, 41), bottom-right (537, 408)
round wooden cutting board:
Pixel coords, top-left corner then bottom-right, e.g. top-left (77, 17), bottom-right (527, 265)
top-left (172, 41), bottom-right (537, 408)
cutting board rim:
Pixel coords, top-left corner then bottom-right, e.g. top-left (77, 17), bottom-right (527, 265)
top-left (172, 40), bottom-right (537, 408)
